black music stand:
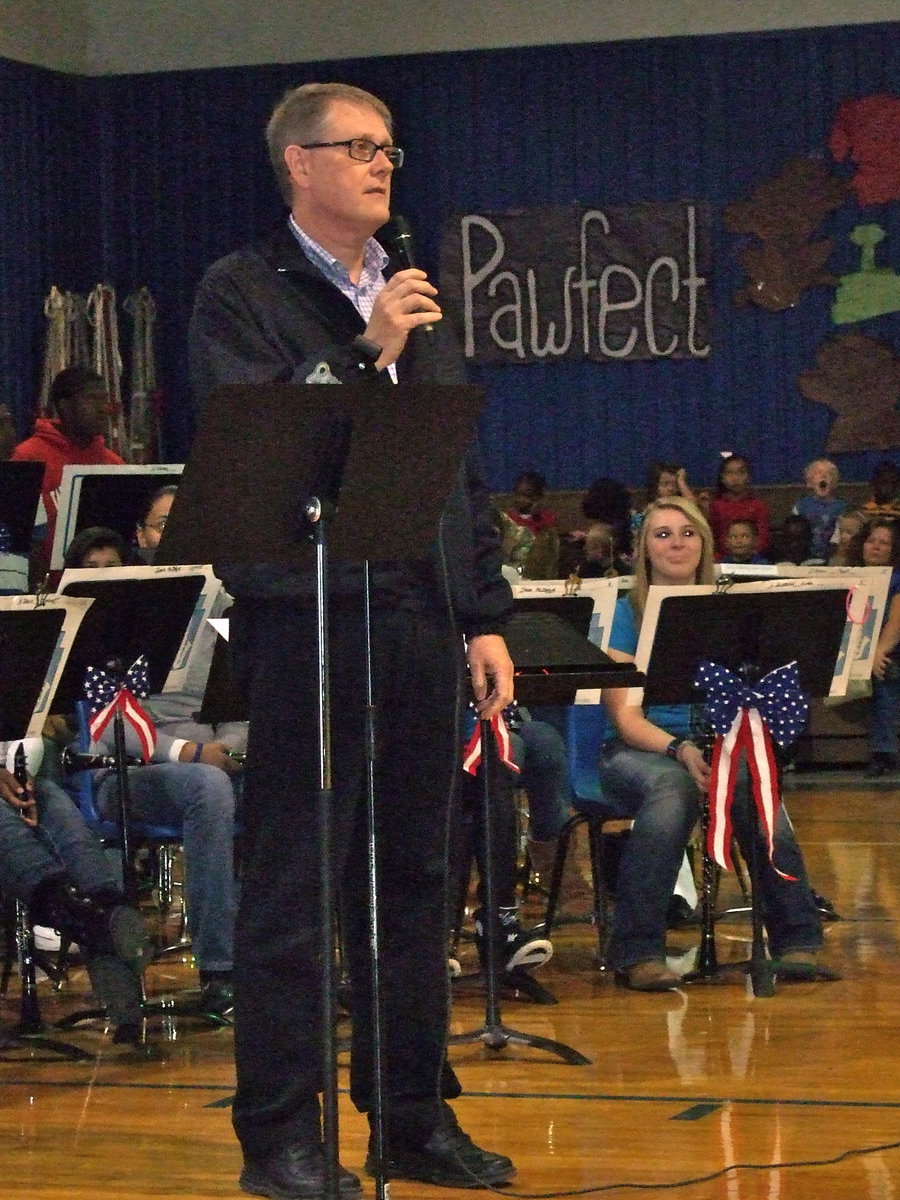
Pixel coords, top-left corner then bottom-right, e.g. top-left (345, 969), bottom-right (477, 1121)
top-left (0, 462), bottom-right (44, 552)
top-left (450, 619), bottom-right (641, 1064)
top-left (155, 381), bottom-right (489, 1200)
top-left (0, 603), bottom-right (93, 1062)
top-left (53, 571), bottom-right (208, 721)
top-left (49, 464), bottom-right (183, 571)
top-left (639, 583), bottom-right (848, 997)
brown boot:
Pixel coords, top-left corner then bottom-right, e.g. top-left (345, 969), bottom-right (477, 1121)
top-left (616, 961), bottom-right (681, 992)
top-left (528, 838), bottom-right (595, 922)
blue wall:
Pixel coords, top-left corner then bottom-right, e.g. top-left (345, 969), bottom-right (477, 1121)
top-left (1, 23), bottom-right (898, 490)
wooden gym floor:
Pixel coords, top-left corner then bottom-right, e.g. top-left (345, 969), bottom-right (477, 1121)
top-left (1, 774), bottom-right (899, 1199)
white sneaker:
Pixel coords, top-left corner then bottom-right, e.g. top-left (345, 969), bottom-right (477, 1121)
top-left (33, 925), bottom-right (61, 952)
top-left (33, 925), bottom-right (80, 955)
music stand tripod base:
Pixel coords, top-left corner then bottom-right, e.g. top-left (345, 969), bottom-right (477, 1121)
top-left (449, 722), bottom-right (590, 1067)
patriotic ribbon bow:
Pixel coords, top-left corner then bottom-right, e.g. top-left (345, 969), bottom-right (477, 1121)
top-left (462, 713), bottom-right (520, 776)
top-left (84, 655), bottom-right (157, 763)
top-left (694, 660), bottom-right (809, 878)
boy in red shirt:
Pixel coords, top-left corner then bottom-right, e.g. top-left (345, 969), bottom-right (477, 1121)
top-left (11, 367), bottom-right (123, 580)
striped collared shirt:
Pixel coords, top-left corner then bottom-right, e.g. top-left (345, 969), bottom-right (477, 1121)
top-left (288, 215), bottom-right (396, 381)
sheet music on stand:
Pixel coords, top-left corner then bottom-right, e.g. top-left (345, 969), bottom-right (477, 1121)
top-left (0, 594), bottom-right (94, 742)
top-left (631, 577), bottom-right (858, 710)
top-left (774, 565), bottom-right (891, 683)
top-left (57, 563), bottom-right (222, 697)
top-left (50, 463), bottom-right (184, 570)
top-left (512, 576), bottom-right (626, 702)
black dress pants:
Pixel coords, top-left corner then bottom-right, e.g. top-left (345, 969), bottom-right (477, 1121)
top-left (229, 595), bottom-right (464, 1156)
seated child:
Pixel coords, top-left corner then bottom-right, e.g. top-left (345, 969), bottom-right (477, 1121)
top-left (860, 460), bottom-right (900, 523)
top-left (501, 471), bottom-right (559, 579)
top-left (720, 518), bottom-right (768, 565)
top-left (829, 511), bottom-right (866, 566)
top-left (773, 513), bottom-right (825, 566)
top-left (578, 521), bottom-right (628, 578)
top-left (63, 525), bottom-right (129, 570)
top-left (791, 458), bottom-right (848, 561)
top-left (708, 454), bottom-right (771, 556)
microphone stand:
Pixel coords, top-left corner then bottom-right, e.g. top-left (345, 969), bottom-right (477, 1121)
top-left (361, 562), bottom-right (388, 1200)
top-left (304, 493), bottom-right (342, 1200)
top-left (448, 720), bottom-right (590, 1066)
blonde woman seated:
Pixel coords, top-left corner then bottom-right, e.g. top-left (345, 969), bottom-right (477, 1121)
top-left (599, 498), bottom-right (832, 992)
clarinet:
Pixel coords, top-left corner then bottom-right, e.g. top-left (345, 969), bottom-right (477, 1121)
top-left (13, 745), bottom-right (35, 825)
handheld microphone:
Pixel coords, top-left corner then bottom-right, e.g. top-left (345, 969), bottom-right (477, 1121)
top-left (386, 214), bottom-right (433, 333)
top-left (389, 213), bottom-right (417, 270)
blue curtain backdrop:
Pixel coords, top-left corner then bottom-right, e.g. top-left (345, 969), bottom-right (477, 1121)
top-left (1, 23), bottom-right (897, 490)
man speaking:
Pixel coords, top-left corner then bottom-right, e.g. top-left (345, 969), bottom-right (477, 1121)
top-left (189, 82), bottom-right (515, 1199)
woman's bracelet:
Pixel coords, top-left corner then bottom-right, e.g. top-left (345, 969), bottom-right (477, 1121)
top-left (664, 737), bottom-right (692, 762)
top-left (191, 742), bottom-right (205, 763)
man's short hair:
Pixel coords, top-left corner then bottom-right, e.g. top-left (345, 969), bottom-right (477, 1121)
top-left (266, 82), bottom-right (393, 205)
top-left (48, 366), bottom-right (105, 417)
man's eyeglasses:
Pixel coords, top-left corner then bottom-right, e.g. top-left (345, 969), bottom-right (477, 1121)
top-left (142, 517), bottom-right (168, 533)
top-left (299, 138), bottom-right (404, 168)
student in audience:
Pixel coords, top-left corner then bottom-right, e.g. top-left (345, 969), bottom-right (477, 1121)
top-left (631, 462), bottom-right (698, 537)
top-left (791, 458), bottom-right (847, 562)
top-left (707, 454), bottom-right (771, 558)
top-left (598, 497), bottom-right (833, 991)
top-left (720, 518), bottom-right (768, 565)
top-left (0, 739), bottom-right (147, 1043)
top-left (63, 526), bottom-right (129, 570)
top-left (829, 511), bottom-right (866, 566)
top-left (860, 461), bottom-right (900, 524)
top-left (11, 367), bottom-right (124, 581)
top-left (578, 477), bottom-right (635, 568)
top-left (646, 462), bottom-right (698, 506)
top-left (577, 521), bottom-right (628, 578)
top-left (135, 485), bottom-right (178, 561)
top-left (500, 471), bottom-right (559, 579)
top-left (850, 519), bottom-right (900, 777)
top-left (772, 513), bottom-right (824, 566)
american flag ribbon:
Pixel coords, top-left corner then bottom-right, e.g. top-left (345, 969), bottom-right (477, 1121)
top-left (84, 655), bottom-right (157, 763)
top-left (695, 660), bottom-right (808, 879)
top-left (462, 713), bottom-right (520, 776)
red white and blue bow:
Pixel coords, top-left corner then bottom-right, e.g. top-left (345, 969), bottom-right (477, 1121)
top-left (84, 655), bottom-right (157, 763)
top-left (694, 660), bottom-right (808, 878)
top-left (462, 714), bottom-right (520, 776)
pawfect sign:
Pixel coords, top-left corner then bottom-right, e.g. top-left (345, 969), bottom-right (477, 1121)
top-left (439, 202), bottom-right (711, 364)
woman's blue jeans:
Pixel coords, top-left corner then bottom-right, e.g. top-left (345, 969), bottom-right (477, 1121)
top-left (598, 739), bottom-right (822, 971)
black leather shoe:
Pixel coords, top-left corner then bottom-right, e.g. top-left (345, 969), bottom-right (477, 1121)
top-left (666, 896), bottom-right (699, 929)
top-left (240, 1144), bottom-right (362, 1199)
top-left (812, 891), bottom-right (841, 921)
top-left (199, 979), bottom-right (234, 1020)
top-left (368, 1116), bottom-right (515, 1188)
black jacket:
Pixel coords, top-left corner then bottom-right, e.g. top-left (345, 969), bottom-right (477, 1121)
top-left (188, 222), bottom-right (512, 637)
